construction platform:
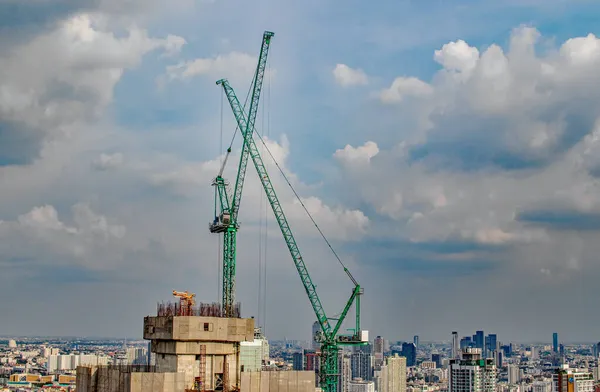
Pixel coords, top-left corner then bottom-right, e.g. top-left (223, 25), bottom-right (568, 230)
top-left (144, 313), bottom-right (255, 391)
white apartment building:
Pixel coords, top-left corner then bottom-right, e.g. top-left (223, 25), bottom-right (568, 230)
top-left (349, 378), bottom-right (375, 392)
top-left (449, 348), bottom-right (497, 392)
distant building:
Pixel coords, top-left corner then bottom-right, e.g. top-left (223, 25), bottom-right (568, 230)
top-left (553, 333), bottom-right (559, 353)
top-left (126, 347), bottom-right (147, 365)
top-left (400, 343), bottom-right (416, 367)
top-left (461, 337), bottom-right (473, 351)
top-left (240, 328), bottom-right (269, 372)
top-left (553, 366), bottom-right (594, 392)
top-left (532, 380), bottom-right (552, 392)
top-left (508, 364), bottom-right (520, 384)
top-left (474, 331), bottom-right (484, 351)
top-left (8, 340), bottom-right (16, 348)
top-left (374, 336), bottom-right (385, 368)
top-left (293, 352), bottom-right (304, 371)
top-left (449, 348), bottom-right (496, 392)
top-left (413, 336), bottom-right (419, 352)
top-left (432, 354), bottom-right (442, 368)
top-left (351, 350), bottom-right (373, 381)
top-left (381, 354), bottom-right (406, 392)
top-left (349, 378), bottom-right (375, 392)
top-left (452, 332), bottom-right (460, 359)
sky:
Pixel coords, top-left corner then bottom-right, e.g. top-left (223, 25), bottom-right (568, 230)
top-left (2, 0), bottom-right (600, 344)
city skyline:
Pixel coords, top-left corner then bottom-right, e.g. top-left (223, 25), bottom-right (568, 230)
top-left (3, 0), bottom-right (600, 342)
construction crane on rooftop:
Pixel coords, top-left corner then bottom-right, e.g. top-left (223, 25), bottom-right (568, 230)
top-left (209, 31), bottom-right (274, 318)
top-left (216, 36), bottom-right (368, 392)
top-left (172, 290), bottom-right (196, 316)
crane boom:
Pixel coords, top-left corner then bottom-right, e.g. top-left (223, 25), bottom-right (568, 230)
top-left (217, 78), bottom-right (366, 392)
top-left (210, 31), bottom-right (274, 318)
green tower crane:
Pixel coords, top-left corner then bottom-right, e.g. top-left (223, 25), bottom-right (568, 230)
top-left (216, 76), bottom-right (368, 392)
top-left (209, 31), bottom-right (275, 318)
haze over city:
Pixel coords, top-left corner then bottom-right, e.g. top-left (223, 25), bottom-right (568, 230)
top-left (2, 0), bottom-right (600, 345)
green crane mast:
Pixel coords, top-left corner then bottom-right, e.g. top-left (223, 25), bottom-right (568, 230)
top-left (210, 31), bottom-right (275, 318)
top-left (216, 76), bottom-right (367, 392)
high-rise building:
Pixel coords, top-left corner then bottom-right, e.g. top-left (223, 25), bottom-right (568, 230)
top-left (474, 331), bottom-right (484, 351)
top-left (553, 333), bottom-right (559, 353)
top-left (413, 336), bottom-right (419, 352)
top-left (351, 350), bottom-right (373, 381)
top-left (312, 321), bottom-right (321, 350)
top-left (400, 343), bottom-right (416, 367)
top-left (304, 349), bottom-right (318, 371)
top-left (449, 348), bottom-right (497, 392)
top-left (593, 342), bottom-right (600, 359)
top-left (292, 352), bottom-right (304, 371)
top-left (559, 344), bottom-right (565, 357)
top-left (374, 336), bottom-right (385, 368)
top-left (530, 346), bottom-right (539, 360)
top-left (341, 356), bottom-right (352, 392)
top-left (452, 332), bottom-right (460, 359)
top-left (380, 354), bottom-right (406, 392)
top-left (126, 347), bottom-right (148, 365)
top-left (508, 364), bottom-right (520, 385)
top-left (486, 335), bottom-right (497, 359)
top-left (460, 337), bottom-right (472, 350)
top-left (553, 366), bottom-right (594, 392)
top-left (432, 354), bottom-right (441, 368)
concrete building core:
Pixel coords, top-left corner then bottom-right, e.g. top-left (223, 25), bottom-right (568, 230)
top-left (144, 315), bottom-right (255, 391)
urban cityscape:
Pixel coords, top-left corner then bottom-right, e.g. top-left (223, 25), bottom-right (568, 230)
top-left (3, 0), bottom-right (600, 392)
top-left (2, 329), bottom-right (600, 392)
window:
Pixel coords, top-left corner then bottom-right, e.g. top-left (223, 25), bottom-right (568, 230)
top-left (204, 323), bottom-right (209, 331)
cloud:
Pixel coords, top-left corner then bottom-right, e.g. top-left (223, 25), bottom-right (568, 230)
top-left (403, 26), bottom-right (600, 171)
top-left (165, 51), bottom-right (257, 84)
top-left (332, 64), bottom-right (369, 87)
top-left (379, 77), bottom-right (433, 104)
top-left (92, 152), bottom-right (124, 170)
top-left (0, 12), bottom-right (184, 162)
top-left (333, 141), bottom-right (380, 167)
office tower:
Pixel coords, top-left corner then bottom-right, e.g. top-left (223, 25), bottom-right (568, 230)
top-left (486, 334), bottom-right (497, 358)
top-left (449, 348), bottom-right (497, 392)
top-left (381, 354), bottom-right (406, 392)
top-left (496, 351), bottom-right (503, 368)
top-left (452, 332), bottom-right (460, 359)
top-left (400, 343), bottom-right (416, 367)
top-left (460, 337), bottom-right (472, 350)
top-left (559, 344), bottom-right (565, 357)
top-left (351, 350), bottom-right (373, 381)
top-left (293, 352), bottom-right (304, 371)
top-left (413, 336), bottom-right (419, 352)
top-left (475, 331), bottom-right (484, 350)
top-left (508, 364), bottom-right (520, 384)
top-left (432, 354), bottom-right (441, 368)
top-left (312, 321), bottom-right (321, 350)
top-left (554, 367), bottom-right (594, 392)
top-left (126, 347), bottom-right (148, 365)
top-left (553, 333), bottom-right (558, 353)
top-left (374, 336), bottom-right (385, 368)
top-left (593, 342), bottom-right (600, 358)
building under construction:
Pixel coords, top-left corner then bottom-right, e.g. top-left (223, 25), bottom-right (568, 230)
top-left (76, 300), bottom-right (315, 392)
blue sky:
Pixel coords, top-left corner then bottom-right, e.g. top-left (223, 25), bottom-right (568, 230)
top-left (2, 0), bottom-right (600, 342)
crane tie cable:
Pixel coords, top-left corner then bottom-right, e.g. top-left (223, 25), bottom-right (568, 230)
top-left (253, 130), bottom-right (355, 282)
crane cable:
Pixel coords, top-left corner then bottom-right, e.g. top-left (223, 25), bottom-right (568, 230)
top-left (252, 117), bottom-right (356, 285)
top-left (217, 88), bottom-right (224, 303)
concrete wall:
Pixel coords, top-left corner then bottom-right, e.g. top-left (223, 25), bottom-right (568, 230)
top-left (241, 371), bottom-right (316, 392)
top-left (76, 366), bottom-right (185, 392)
top-left (144, 316), bottom-right (254, 343)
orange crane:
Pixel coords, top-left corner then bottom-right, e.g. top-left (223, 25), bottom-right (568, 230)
top-left (172, 290), bottom-right (196, 316)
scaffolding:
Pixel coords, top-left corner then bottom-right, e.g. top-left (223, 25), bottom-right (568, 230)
top-left (157, 302), bottom-right (241, 318)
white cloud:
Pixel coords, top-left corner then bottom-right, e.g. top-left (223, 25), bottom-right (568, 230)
top-left (166, 51), bottom-right (257, 84)
top-left (333, 141), bottom-right (379, 166)
top-left (379, 77), bottom-right (433, 104)
top-left (92, 152), bottom-right (124, 170)
top-left (332, 64), bottom-right (369, 87)
top-left (433, 39), bottom-right (480, 73)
